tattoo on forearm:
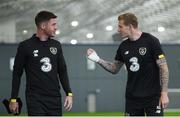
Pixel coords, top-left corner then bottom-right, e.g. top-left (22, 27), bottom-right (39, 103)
top-left (157, 57), bottom-right (167, 65)
top-left (98, 59), bottom-right (123, 74)
top-left (157, 58), bottom-right (169, 92)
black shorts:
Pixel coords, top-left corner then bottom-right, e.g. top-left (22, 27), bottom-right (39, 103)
top-left (125, 95), bottom-right (163, 116)
top-left (26, 93), bottom-right (62, 116)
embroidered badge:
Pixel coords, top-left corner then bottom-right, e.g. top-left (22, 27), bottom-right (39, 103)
top-left (139, 47), bottom-right (147, 55)
top-left (50, 47), bottom-right (57, 55)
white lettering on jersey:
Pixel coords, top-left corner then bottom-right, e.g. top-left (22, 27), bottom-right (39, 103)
top-left (40, 57), bottom-right (52, 72)
top-left (129, 57), bottom-right (140, 72)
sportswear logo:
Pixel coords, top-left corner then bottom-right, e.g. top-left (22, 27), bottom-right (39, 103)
top-left (50, 47), bottom-right (57, 55)
top-left (125, 112), bottom-right (130, 116)
top-left (33, 50), bottom-right (38, 57)
top-left (139, 47), bottom-right (147, 55)
top-left (124, 51), bottom-right (129, 55)
top-left (155, 106), bottom-right (161, 113)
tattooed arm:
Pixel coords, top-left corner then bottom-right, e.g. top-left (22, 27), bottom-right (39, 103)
top-left (87, 48), bottom-right (124, 74)
top-left (156, 57), bottom-right (169, 108)
top-left (98, 59), bottom-right (124, 74)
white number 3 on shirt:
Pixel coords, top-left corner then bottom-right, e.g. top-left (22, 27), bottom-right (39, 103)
top-left (40, 57), bottom-right (52, 72)
top-left (129, 57), bottom-right (140, 72)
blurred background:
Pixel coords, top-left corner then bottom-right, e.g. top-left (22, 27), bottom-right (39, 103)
top-left (0, 0), bottom-right (180, 115)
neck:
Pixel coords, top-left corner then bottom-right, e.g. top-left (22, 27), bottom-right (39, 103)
top-left (36, 29), bottom-right (49, 41)
top-left (129, 29), bottom-right (142, 41)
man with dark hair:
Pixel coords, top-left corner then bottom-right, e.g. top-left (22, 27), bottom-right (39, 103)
top-left (9, 10), bottom-right (73, 116)
top-left (87, 13), bottom-right (169, 116)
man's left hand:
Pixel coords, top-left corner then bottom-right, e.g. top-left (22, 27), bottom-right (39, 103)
top-left (64, 96), bottom-right (73, 111)
top-left (160, 92), bottom-right (169, 108)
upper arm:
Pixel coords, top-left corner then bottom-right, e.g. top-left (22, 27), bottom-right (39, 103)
top-left (149, 35), bottom-right (169, 72)
top-left (13, 43), bottom-right (26, 71)
top-left (151, 38), bottom-right (168, 68)
top-left (150, 36), bottom-right (165, 61)
top-left (57, 43), bottom-right (67, 73)
top-left (153, 39), bottom-right (169, 92)
top-left (156, 55), bottom-right (169, 74)
top-left (156, 55), bottom-right (167, 66)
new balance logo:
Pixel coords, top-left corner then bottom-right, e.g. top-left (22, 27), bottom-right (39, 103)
top-left (124, 51), bottom-right (129, 55)
top-left (33, 50), bottom-right (38, 57)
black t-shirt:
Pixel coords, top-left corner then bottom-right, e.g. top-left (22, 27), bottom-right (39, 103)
top-left (11, 34), bottom-right (72, 98)
top-left (115, 32), bottom-right (164, 99)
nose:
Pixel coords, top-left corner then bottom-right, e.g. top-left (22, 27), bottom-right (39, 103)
top-left (118, 28), bottom-right (121, 33)
top-left (55, 25), bottom-right (58, 30)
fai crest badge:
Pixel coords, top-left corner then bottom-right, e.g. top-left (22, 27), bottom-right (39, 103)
top-left (139, 47), bottom-right (147, 55)
top-left (50, 47), bottom-right (57, 55)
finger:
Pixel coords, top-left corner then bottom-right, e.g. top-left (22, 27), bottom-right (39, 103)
top-left (163, 104), bottom-right (166, 109)
top-left (68, 104), bottom-right (72, 111)
top-left (87, 50), bottom-right (91, 55)
top-left (88, 48), bottom-right (93, 52)
top-left (64, 99), bottom-right (67, 107)
top-left (9, 104), bottom-right (13, 112)
top-left (65, 100), bottom-right (69, 110)
top-left (162, 103), bottom-right (168, 109)
top-left (11, 106), bottom-right (16, 112)
top-left (12, 108), bottom-right (16, 114)
top-left (161, 103), bottom-right (164, 109)
top-left (87, 49), bottom-right (94, 55)
top-left (65, 99), bottom-right (71, 111)
top-left (158, 99), bottom-right (161, 107)
top-left (16, 105), bottom-right (19, 114)
top-left (65, 102), bottom-right (72, 111)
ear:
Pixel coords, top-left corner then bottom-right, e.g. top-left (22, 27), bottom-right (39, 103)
top-left (129, 24), bottom-right (134, 29)
top-left (40, 23), bottom-right (46, 29)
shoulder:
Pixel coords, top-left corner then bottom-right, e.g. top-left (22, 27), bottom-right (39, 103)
top-left (118, 38), bottom-right (129, 48)
top-left (20, 34), bottom-right (38, 45)
top-left (50, 38), bottom-right (61, 45)
top-left (142, 32), bottom-right (160, 44)
top-left (116, 39), bottom-right (129, 53)
top-left (143, 32), bottom-right (159, 40)
top-left (18, 37), bottom-right (34, 48)
top-left (121, 38), bottom-right (129, 45)
top-left (50, 39), bottom-right (63, 52)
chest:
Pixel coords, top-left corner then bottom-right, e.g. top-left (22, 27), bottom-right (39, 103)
top-left (121, 42), bottom-right (152, 65)
top-left (26, 43), bottom-right (58, 63)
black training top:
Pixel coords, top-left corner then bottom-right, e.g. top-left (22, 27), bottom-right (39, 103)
top-left (115, 32), bottom-right (164, 99)
top-left (11, 34), bottom-right (72, 98)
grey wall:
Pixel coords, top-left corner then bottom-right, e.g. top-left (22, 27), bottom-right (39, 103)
top-left (0, 43), bottom-right (180, 114)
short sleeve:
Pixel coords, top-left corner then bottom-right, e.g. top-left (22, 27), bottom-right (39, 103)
top-left (115, 45), bottom-right (124, 62)
top-left (151, 37), bottom-right (165, 60)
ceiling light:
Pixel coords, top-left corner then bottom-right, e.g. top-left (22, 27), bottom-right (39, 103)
top-left (55, 30), bottom-right (60, 35)
top-left (71, 21), bottom-right (79, 27)
top-left (86, 33), bottom-right (94, 39)
top-left (70, 39), bottom-right (77, 45)
top-left (22, 30), bottom-right (28, 35)
top-left (158, 26), bottom-right (165, 32)
top-left (106, 25), bottom-right (113, 31)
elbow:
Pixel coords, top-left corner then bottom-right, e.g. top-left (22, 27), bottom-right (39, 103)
top-left (111, 65), bottom-right (120, 74)
top-left (111, 72), bottom-right (117, 75)
top-left (111, 70), bottom-right (119, 75)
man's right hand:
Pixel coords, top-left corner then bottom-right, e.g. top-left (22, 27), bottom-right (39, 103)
top-left (87, 48), bottom-right (100, 62)
top-left (9, 102), bottom-right (19, 114)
